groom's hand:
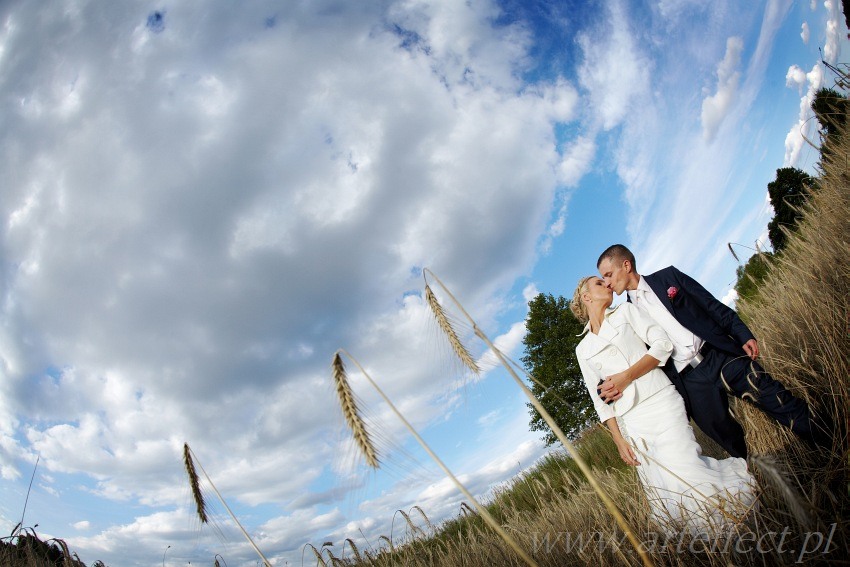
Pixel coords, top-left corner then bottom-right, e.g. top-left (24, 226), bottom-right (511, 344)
top-left (599, 372), bottom-right (628, 402)
top-left (742, 339), bottom-right (760, 360)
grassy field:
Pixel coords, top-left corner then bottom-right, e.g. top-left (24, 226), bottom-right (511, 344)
top-left (321, 104), bottom-right (850, 567)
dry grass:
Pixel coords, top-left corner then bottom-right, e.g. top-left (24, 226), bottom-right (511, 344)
top-left (0, 529), bottom-right (94, 567)
top-left (322, 90), bottom-right (850, 567)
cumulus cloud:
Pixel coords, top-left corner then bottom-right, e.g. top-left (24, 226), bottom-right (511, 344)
top-left (786, 64), bottom-right (808, 91)
top-left (0, 1), bottom-right (576, 564)
top-left (784, 64), bottom-right (824, 166)
top-left (823, 0), bottom-right (843, 62)
top-left (701, 36), bottom-right (744, 142)
top-left (784, 1), bottom-right (845, 167)
top-left (801, 21), bottom-right (810, 43)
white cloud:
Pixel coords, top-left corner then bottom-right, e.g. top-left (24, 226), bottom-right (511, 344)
top-left (476, 321), bottom-right (528, 372)
top-left (784, 64), bottom-right (824, 166)
top-left (0, 2), bottom-right (579, 564)
top-left (476, 409), bottom-right (502, 427)
top-left (701, 36), bottom-right (744, 142)
top-left (557, 135), bottom-right (596, 187)
top-left (780, 0), bottom-right (847, 167)
top-left (801, 21), bottom-right (810, 43)
top-left (721, 288), bottom-right (738, 307)
top-left (655, 0), bottom-right (705, 20)
top-left (522, 283), bottom-right (539, 304)
top-left (823, 0), bottom-right (843, 62)
top-left (786, 64), bottom-right (807, 90)
top-left (577, 0), bottom-right (652, 131)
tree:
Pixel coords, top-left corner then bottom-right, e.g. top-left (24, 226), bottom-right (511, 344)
top-left (811, 87), bottom-right (846, 141)
top-left (733, 251), bottom-right (773, 306)
top-left (522, 293), bottom-right (596, 444)
top-left (767, 167), bottom-right (812, 253)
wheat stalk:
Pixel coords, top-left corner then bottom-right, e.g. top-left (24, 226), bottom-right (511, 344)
top-left (749, 455), bottom-right (816, 530)
top-left (342, 538), bottom-right (363, 563)
top-left (183, 443), bottom-right (208, 524)
top-left (422, 268), bottom-right (654, 567)
top-left (332, 352), bottom-right (379, 468)
top-left (182, 443), bottom-right (271, 566)
top-left (332, 349), bottom-right (540, 567)
top-left (424, 283), bottom-right (480, 374)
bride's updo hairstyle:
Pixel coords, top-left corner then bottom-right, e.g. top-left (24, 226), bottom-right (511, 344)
top-left (570, 276), bottom-right (595, 324)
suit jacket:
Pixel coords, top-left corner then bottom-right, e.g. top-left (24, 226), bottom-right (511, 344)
top-left (576, 302), bottom-right (674, 423)
top-left (642, 266), bottom-right (754, 356)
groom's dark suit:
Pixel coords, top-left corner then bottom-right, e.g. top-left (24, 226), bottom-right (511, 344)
top-left (639, 266), bottom-right (818, 459)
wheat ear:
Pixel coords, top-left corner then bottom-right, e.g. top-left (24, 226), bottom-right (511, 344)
top-left (332, 352), bottom-right (379, 468)
top-left (183, 443), bottom-right (272, 567)
top-left (425, 283), bottom-right (480, 374)
top-left (183, 443), bottom-right (208, 524)
top-left (423, 268), bottom-right (654, 567)
top-left (333, 349), bottom-right (540, 567)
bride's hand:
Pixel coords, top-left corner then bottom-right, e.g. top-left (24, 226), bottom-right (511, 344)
top-left (599, 371), bottom-right (631, 402)
top-left (615, 439), bottom-right (640, 466)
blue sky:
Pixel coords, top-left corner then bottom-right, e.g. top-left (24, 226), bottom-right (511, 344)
top-left (0, 1), bottom-right (845, 565)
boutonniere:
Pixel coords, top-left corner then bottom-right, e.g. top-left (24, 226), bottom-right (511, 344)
top-left (667, 286), bottom-right (679, 300)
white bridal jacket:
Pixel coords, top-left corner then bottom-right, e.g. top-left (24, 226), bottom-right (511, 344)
top-left (575, 302), bottom-right (675, 423)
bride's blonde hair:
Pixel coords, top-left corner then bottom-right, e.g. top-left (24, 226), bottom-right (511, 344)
top-left (570, 276), bottom-right (595, 323)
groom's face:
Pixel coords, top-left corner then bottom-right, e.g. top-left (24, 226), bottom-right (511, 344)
top-left (598, 257), bottom-right (630, 294)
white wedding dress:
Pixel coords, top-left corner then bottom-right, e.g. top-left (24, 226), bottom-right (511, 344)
top-left (620, 384), bottom-right (755, 535)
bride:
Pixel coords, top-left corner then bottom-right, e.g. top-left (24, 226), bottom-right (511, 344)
top-left (571, 275), bottom-right (756, 534)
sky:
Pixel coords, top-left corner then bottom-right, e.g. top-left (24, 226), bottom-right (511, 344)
top-left (0, 1), bottom-right (846, 565)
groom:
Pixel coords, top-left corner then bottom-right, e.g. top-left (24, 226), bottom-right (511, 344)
top-left (595, 244), bottom-right (824, 459)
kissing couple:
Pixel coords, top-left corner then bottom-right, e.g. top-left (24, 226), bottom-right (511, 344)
top-left (570, 244), bottom-right (829, 534)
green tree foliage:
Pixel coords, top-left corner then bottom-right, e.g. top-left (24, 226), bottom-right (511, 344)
top-left (733, 251), bottom-right (774, 306)
top-left (812, 87), bottom-right (847, 140)
top-left (767, 167), bottom-right (812, 253)
top-left (522, 293), bottom-right (595, 445)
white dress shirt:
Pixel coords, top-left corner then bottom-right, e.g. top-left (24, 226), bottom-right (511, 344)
top-left (627, 276), bottom-right (704, 372)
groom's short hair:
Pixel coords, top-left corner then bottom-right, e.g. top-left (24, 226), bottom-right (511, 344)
top-left (597, 244), bottom-right (636, 271)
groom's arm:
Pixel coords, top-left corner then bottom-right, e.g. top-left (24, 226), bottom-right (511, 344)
top-left (669, 266), bottom-right (756, 349)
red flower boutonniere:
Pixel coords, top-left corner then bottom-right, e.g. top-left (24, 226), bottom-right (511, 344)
top-left (667, 286), bottom-right (679, 300)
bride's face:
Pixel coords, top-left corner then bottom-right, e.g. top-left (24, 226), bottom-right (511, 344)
top-left (585, 277), bottom-right (613, 304)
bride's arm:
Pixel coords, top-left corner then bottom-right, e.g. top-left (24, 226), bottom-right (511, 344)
top-left (605, 417), bottom-right (640, 466)
top-left (599, 304), bottom-right (673, 402)
top-left (599, 353), bottom-right (663, 402)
